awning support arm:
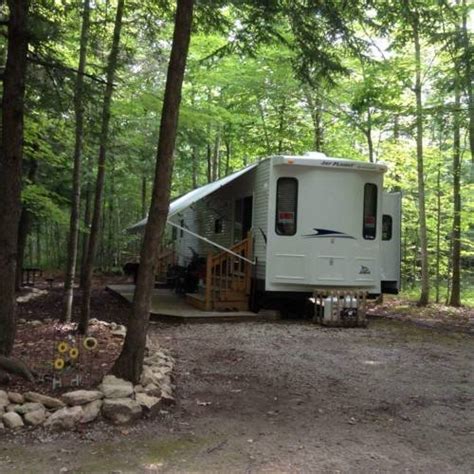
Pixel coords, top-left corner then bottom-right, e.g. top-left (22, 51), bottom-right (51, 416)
top-left (167, 220), bottom-right (256, 265)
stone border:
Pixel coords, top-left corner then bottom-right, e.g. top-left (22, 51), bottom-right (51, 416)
top-left (1, 320), bottom-right (175, 431)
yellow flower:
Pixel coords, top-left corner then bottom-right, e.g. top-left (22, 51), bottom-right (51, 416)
top-left (54, 358), bottom-right (65, 370)
top-left (57, 342), bottom-right (69, 353)
top-left (69, 347), bottom-right (79, 359)
top-left (83, 337), bottom-right (98, 351)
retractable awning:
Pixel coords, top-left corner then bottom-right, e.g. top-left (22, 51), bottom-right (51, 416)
top-left (127, 163), bottom-right (258, 233)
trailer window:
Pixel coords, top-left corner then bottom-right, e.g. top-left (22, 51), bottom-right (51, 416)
top-left (382, 214), bottom-right (392, 241)
top-left (276, 178), bottom-right (298, 236)
top-left (363, 183), bottom-right (377, 240)
top-left (214, 217), bottom-right (223, 234)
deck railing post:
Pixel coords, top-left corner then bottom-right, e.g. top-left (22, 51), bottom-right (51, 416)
top-left (205, 253), bottom-right (212, 311)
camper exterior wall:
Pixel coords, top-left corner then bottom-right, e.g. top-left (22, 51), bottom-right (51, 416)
top-left (265, 156), bottom-right (385, 293)
top-left (252, 159), bottom-right (271, 280)
top-left (170, 169), bottom-right (258, 262)
top-left (169, 206), bottom-right (199, 266)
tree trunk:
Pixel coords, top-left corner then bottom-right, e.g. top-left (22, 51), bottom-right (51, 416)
top-left (80, 172), bottom-right (92, 288)
top-left (449, 76), bottom-right (462, 306)
top-left (63, 0), bottom-right (91, 323)
top-left (0, 0), bottom-right (29, 356)
top-left (191, 146), bottom-right (198, 188)
top-left (225, 139), bottom-right (231, 176)
top-left (206, 139), bottom-right (212, 183)
top-left (258, 101), bottom-right (271, 155)
top-left (112, 0), bottom-right (194, 383)
top-left (212, 130), bottom-right (220, 181)
top-left (277, 99), bottom-right (286, 154)
top-left (460, 0), bottom-right (474, 176)
top-left (141, 173), bottom-right (147, 218)
top-left (79, 0), bottom-right (125, 334)
top-left (305, 88), bottom-right (323, 152)
top-left (366, 108), bottom-right (374, 163)
top-left (435, 163), bottom-right (441, 304)
top-left (16, 158), bottom-right (38, 290)
top-left (413, 19), bottom-right (430, 306)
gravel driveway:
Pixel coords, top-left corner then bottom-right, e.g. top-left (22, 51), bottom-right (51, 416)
top-left (1, 318), bottom-right (473, 473)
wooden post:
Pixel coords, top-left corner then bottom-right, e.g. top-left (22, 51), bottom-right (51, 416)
top-left (205, 253), bottom-right (212, 311)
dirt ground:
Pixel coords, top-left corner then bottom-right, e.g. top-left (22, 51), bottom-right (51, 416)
top-left (1, 309), bottom-right (473, 473)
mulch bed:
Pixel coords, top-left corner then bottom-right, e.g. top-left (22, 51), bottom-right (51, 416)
top-left (4, 279), bottom-right (132, 397)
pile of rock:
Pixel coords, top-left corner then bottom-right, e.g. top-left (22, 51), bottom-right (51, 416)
top-left (0, 346), bottom-right (175, 431)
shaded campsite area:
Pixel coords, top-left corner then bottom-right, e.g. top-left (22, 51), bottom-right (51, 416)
top-left (1, 285), bottom-right (473, 472)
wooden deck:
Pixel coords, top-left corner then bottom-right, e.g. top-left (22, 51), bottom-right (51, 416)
top-left (106, 284), bottom-right (259, 322)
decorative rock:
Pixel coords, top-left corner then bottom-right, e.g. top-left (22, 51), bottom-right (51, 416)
top-left (17, 318), bottom-right (26, 324)
top-left (44, 406), bottom-right (83, 431)
top-left (8, 392), bottom-right (24, 404)
top-left (81, 399), bottom-right (103, 424)
top-left (135, 393), bottom-right (160, 410)
top-left (62, 390), bottom-right (103, 406)
top-left (30, 320), bottom-right (42, 327)
top-left (102, 398), bottom-right (142, 424)
top-left (140, 366), bottom-right (156, 386)
top-left (2, 411), bottom-right (24, 429)
top-left (15, 402), bottom-right (44, 415)
top-left (143, 383), bottom-right (161, 397)
top-left (134, 385), bottom-right (144, 393)
top-left (24, 409), bottom-right (46, 426)
top-left (6, 404), bottom-right (18, 412)
top-left (24, 391), bottom-right (65, 409)
top-left (111, 325), bottom-right (126, 338)
top-left (99, 375), bottom-right (133, 399)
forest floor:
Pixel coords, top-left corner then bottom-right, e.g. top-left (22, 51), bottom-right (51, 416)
top-left (1, 281), bottom-right (473, 472)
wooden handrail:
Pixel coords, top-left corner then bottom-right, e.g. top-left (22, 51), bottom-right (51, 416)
top-left (205, 231), bottom-right (253, 310)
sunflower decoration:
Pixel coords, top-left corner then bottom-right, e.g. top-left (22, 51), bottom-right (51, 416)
top-left (83, 337), bottom-right (98, 351)
top-left (54, 358), bottom-right (65, 370)
top-left (69, 347), bottom-right (79, 360)
top-left (57, 341), bottom-right (69, 353)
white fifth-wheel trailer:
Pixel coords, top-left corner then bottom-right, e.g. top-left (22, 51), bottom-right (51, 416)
top-left (130, 152), bottom-right (401, 324)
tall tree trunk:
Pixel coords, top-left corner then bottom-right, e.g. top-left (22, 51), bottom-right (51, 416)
top-left (79, 0), bottom-right (125, 334)
top-left (206, 139), bottom-right (212, 183)
top-left (225, 139), bottom-right (231, 176)
top-left (141, 173), bottom-right (147, 218)
top-left (0, 0), bottom-right (29, 356)
top-left (449, 77), bottom-right (462, 306)
top-left (413, 19), bottom-right (430, 306)
top-left (257, 101), bottom-right (271, 154)
top-left (63, 0), bottom-right (91, 323)
top-left (277, 99), bottom-right (286, 154)
top-left (366, 108), bottom-right (374, 163)
top-left (112, 0), bottom-right (194, 383)
top-left (435, 164), bottom-right (441, 303)
top-left (80, 172), bottom-right (92, 288)
top-left (191, 146), bottom-right (198, 188)
top-left (460, 0), bottom-right (474, 176)
top-left (16, 158), bottom-right (38, 290)
top-left (305, 88), bottom-right (323, 152)
top-left (212, 130), bottom-right (220, 181)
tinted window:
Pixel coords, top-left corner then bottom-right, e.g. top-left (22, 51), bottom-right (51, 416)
top-left (214, 217), bottom-right (223, 234)
top-left (363, 183), bottom-right (377, 240)
top-left (276, 178), bottom-right (298, 236)
top-left (382, 214), bottom-right (392, 241)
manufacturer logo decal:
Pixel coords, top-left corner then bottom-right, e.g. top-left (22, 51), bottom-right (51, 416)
top-left (303, 228), bottom-right (355, 239)
top-left (359, 265), bottom-right (371, 274)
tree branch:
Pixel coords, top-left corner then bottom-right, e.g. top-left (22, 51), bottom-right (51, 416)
top-left (27, 53), bottom-right (116, 87)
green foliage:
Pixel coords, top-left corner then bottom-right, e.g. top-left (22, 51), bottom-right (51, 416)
top-left (10, 0), bottom-right (473, 305)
